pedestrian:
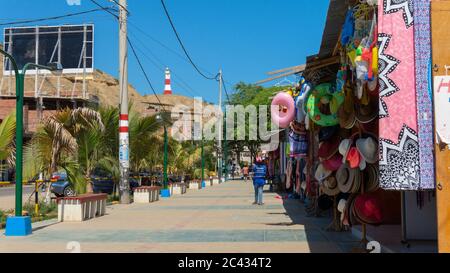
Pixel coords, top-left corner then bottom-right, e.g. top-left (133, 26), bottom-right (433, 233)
top-left (252, 155), bottom-right (267, 205)
top-left (242, 164), bottom-right (249, 181)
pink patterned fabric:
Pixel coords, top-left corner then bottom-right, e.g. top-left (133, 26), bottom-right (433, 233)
top-left (378, 0), bottom-right (421, 190)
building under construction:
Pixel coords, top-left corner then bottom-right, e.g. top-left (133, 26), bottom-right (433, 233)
top-left (0, 24), bottom-right (98, 135)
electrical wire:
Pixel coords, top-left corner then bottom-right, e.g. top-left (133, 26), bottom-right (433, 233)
top-left (0, 7), bottom-right (117, 26)
top-left (127, 37), bottom-right (167, 113)
top-left (108, 0), bottom-right (130, 15)
top-left (221, 74), bottom-right (231, 103)
top-left (90, 0), bottom-right (167, 113)
top-left (89, 0), bottom-right (119, 19)
top-left (160, 0), bottom-right (218, 81)
top-left (128, 31), bottom-right (201, 97)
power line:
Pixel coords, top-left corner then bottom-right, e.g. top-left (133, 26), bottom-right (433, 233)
top-left (108, 0), bottom-right (130, 15)
top-left (128, 31), bottom-right (201, 97)
top-left (221, 75), bottom-right (231, 103)
top-left (160, 0), bottom-right (218, 81)
top-left (89, 0), bottom-right (119, 19)
top-left (127, 37), bottom-right (167, 113)
top-left (128, 21), bottom-right (236, 90)
top-left (0, 7), bottom-right (117, 26)
top-left (90, 0), bottom-right (167, 113)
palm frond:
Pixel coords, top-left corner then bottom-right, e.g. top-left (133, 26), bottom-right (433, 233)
top-left (0, 112), bottom-right (16, 161)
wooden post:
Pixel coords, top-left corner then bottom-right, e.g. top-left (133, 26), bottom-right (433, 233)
top-left (431, 0), bottom-right (450, 253)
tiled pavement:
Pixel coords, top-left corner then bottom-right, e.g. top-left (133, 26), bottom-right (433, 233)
top-left (0, 181), bottom-right (361, 253)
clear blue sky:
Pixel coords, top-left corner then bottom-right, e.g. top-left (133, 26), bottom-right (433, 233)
top-left (0, 0), bottom-right (329, 104)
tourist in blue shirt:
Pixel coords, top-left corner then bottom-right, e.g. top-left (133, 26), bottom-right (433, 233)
top-left (252, 156), bottom-right (268, 206)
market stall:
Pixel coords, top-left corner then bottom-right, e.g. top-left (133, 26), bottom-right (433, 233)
top-left (269, 0), bottom-right (438, 252)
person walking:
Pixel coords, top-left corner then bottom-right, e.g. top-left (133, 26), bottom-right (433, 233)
top-left (242, 165), bottom-right (249, 181)
top-left (252, 155), bottom-right (267, 206)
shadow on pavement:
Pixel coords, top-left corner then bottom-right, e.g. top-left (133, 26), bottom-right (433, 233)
top-left (265, 190), bottom-right (357, 253)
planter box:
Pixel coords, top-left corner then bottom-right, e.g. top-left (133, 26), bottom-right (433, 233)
top-left (188, 181), bottom-right (201, 190)
top-left (57, 194), bottom-right (107, 222)
top-left (171, 183), bottom-right (187, 195)
top-left (134, 186), bottom-right (161, 203)
top-left (203, 180), bottom-right (212, 187)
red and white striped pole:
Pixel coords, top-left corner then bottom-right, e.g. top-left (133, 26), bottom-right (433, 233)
top-left (163, 67), bottom-right (172, 95)
top-left (118, 0), bottom-right (130, 204)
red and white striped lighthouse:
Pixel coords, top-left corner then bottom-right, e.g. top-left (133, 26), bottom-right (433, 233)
top-left (163, 67), bottom-right (172, 95)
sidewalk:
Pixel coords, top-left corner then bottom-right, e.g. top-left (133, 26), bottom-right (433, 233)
top-left (0, 180), bottom-right (360, 253)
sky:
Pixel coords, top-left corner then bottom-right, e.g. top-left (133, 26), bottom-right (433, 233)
top-left (0, 0), bottom-right (330, 104)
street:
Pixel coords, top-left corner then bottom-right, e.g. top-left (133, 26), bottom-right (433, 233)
top-left (0, 180), bottom-right (359, 253)
top-left (0, 185), bottom-right (45, 211)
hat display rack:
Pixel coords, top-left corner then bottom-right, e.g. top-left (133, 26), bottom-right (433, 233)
top-left (298, 0), bottom-right (382, 252)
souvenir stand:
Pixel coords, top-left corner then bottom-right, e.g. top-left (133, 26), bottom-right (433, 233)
top-left (270, 0), bottom-right (438, 252)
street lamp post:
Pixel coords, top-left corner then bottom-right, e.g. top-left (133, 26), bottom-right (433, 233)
top-left (163, 125), bottom-right (168, 189)
top-left (1, 48), bottom-right (62, 236)
top-left (201, 137), bottom-right (205, 187)
top-left (157, 113), bottom-right (170, 197)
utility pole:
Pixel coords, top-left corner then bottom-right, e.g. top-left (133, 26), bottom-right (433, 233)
top-left (118, 0), bottom-right (130, 204)
top-left (217, 69), bottom-right (223, 182)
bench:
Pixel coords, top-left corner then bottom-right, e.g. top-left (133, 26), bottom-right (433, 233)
top-left (133, 186), bottom-right (161, 203)
top-left (203, 179), bottom-right (212, 187)
top-left (57, 193), bottom-right (107, 222)
top-left (188, 180), bottom-right (201, 190)
top-left (212, 177), bottom-right (220, 185)
top-left (171, 183), bottom-right (187, 195)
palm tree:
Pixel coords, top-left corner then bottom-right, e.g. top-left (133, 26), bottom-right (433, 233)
top-left (0, 112), bottom-right (15, 164)
top-left (30, 107), bottom-right (103, 198)
top-left (129, 111), bottom-right (164, 172)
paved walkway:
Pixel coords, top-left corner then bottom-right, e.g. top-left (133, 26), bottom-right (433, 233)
top-left (0, 180), bottom-right (359, 253)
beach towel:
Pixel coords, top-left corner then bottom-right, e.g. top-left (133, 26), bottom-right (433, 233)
top-left (378, 0), bottom-right (422, 190)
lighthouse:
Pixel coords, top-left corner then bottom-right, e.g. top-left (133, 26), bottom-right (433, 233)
top-left (163, 67), bottom-right (173, 95)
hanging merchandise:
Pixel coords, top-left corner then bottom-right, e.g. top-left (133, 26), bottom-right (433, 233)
top-left (314, 163), bottom-right (332, 182)
top-left (271, 92), bottom-right (296, 128)
top-left (355, 97), bottom-right (378, 124)
top-left (354, 194), bottom-right (383, 226)
top-left (339, 138), bottom-right (352, 164)
top-left (285, 158), bottom-right (293, 189)
top-left (323, 154), bottom-right (343, 172)
top-left (363, 164), bottom-right (380, 193)
top-left (289, 121), bottom-right (308, 157)
top-left (306, 83), bottom-right (340, 127)
top-left (319, 125), bottom-right (339, 142)
top-left (321, 176), bottom-right (341, 197)
top-left (413, 0), bottom-right (435, 189)
top-left (337, 163), bottom-right (357, 193)
top-left (295, 78), bottom-right (312, 122)
top-left (318, 134), bottom-right (340, 160)
top-left (341, 9), bottom-right (355, 47)
top-left (356, 136), bottom-right (378, 164)
top-left (347, 147), bottom-right (361, 169)
top-left (378, 0), bottom-right (434, 190)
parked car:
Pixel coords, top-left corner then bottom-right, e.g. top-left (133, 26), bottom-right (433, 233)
top-left (49, 169), bottom-right (139, 197)
top-left (49, 172), bottom-right (76, 197)
top-left (91, 168), bottom-right (139, 194)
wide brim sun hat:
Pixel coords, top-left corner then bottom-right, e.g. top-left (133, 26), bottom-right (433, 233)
top-left (355, 98), bottom-right (378, 124)
top-left (318, 134), bottom-right (341, 160)
top-left (356, 136), bottom-right (378, 164)
top-left (339, 138), bottom-right (352, 164)
top-left (337, 163), bottom-right (356, 193)
top-left (315, 163), bottom-right (333, 182)
top-left (321, 176), bottom-right (341, 197)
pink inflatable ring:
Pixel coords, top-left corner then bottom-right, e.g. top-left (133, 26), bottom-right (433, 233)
top-left (271, 92), bottom-right (295, 128)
